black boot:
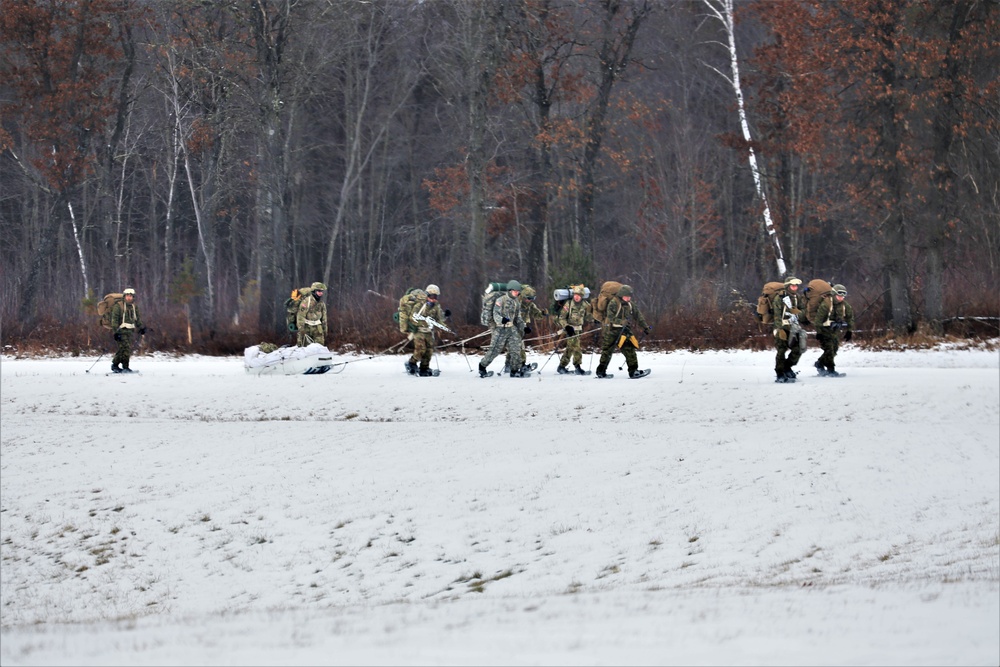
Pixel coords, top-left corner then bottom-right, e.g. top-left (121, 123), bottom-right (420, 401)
top-left (405, 360), bottom-right (418, 375)
top-left (557, 365), bottom-right (569, 374)
top-left (827, 367), bottom-right (843, 377)
top-left (815, 361), bottom-right (828, 376)
top-left (574, 365), bottom-right (586, 375)
top-left (784, 369), bottom-right (797, 382)
top-left (111, 363), bottom-right (122, 373)
top-left (419, 367), bottom-right (433, 377)
top-left (478, 364), bottom-right (489, 378)
top-left (775, 370), bottom-right (787, 383)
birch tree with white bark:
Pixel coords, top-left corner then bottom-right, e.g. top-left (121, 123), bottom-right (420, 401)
top-left (699, 0), bottom-right (787, 277)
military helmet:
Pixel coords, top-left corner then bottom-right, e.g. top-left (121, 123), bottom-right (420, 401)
top-left (412, 289), bottom-right (428, 300)
top-left (123, 287), bottom-right (136, 295)
top-left (521, 285), bottom-right (536, 299)
top-left (425, 284), bottom-right (440, 296)
top-left (783, 275), bottom-right (802, 286)
top-left (311, 282), bottom-right (327, 291)
top-left (833, 284), bottom-right (848, 296)
top-left (571, 284), bottom-right (585, 296)
top-left (617, 284), bottom-right (633, 297)
top-left (506, 279), bottom-right (522, 292)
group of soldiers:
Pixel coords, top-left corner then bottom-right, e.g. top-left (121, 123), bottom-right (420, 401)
top-left (106, 275), bottom-right (854, 381)
top-left (473, 280), bottom-right (650, 379)
top-left (770, 275), bottom-right (855, 383)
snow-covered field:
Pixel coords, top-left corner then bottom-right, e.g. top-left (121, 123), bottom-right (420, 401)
top-left (1, 344), bottom-right (998, 666)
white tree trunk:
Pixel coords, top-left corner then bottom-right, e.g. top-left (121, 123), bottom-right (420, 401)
top-left (67, 201), bottom-right (90, 298)
top-left (701, 0), bottom-right (787, 277)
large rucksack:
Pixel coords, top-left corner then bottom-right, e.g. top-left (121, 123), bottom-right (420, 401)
top-left (755, 281), bottom-right (786, 324)
top-left (479, 282), bottom-right (508, 326)
top-left (591, 281), bottom-right (623, 323)
top-left (804, 279), bottom-right (834, 325)
top-left (550, 285), bottom-right (592, 316)
top-left (284, 286), bottom-right (313, 332)
top-left (395, 288), bottom-right (426, 333)
top-left (97, 293), bottom-right (124, 330)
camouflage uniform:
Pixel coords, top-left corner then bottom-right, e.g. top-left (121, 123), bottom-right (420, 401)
top-left (596, 286), bottom-right (649, 378)
top-left (408, 296), bottom-right (446, 375)
top-left (480, 289), bottom-right (525, 375)
top-left (515, 285), bottom-right (547, 368)
top-left (296, 282), bottom-right (327, 347)
top-left (110, 290), bottom-right (143, 372)
top-left (557, 290), bottom-right (592, 371)
top-left (771, 277), bottom-right (807, 381)
top-left (813, 286), bottom-right (854, 375)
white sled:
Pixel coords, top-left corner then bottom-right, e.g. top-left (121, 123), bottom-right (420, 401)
top-left (244, 343), bottom-right (335, 376)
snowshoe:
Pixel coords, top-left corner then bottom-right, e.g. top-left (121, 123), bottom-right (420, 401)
top-left (825, 370), bottom-right (845, 377)
top-left (557, 365), bottom-right (570, 375)
top-left (595, 372), bottom-right (614, 379)
top-left (628, 369), bottom-right (651, 379)
top-left (574, 366), bottom-right (590, 375)
top-left (418, 368), bottom-right (441, 377)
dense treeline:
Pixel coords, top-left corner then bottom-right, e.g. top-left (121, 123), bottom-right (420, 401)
top-left (2, 0), bottom-right (997, 352)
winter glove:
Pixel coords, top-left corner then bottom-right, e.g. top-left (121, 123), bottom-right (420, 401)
top-left (407, 333), bottom-right (414, 341)
top-left (564, 325), bottom-right (575, 336)
top-left (843, 329), bottom-right (853, 341)
top-left (444, 309), bottom-right (451, 318)
top-left (501, 317), bottom-right (510, 325)
top-left (524, 326), bottom-right (532, 335)
top-left (643, 326), bottom-right (651, 335)
top-left (113, 332), bottom-right (122, 341)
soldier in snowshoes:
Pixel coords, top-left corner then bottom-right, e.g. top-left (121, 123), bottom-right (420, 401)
top-left (595, 284), bottom-right (649, 379)
top-left (813, 283), bottom-right (854, 377)
top-left (772, 275), bottom-right (807, 383)
top-left (110, 287), bottom-right (145, 373)
top-left (510, 284), bottom-right (546, 373)
top-left (479, 280), bottom-right (527, 377)
top-left (296, 282), bottom-right (328, 347)
top-left (405, 284), bottom-right (450, 376)
top-left (556, 284), bottom-right (592, 375)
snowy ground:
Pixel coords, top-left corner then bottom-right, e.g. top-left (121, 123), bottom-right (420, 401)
top-left (1, 343), bottom-right (998, 666)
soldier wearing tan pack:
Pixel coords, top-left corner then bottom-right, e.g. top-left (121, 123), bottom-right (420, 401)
top-left (110, 288), bottom-right (145, 373)
top-left (595, 284), bottom-right (650, 379)
top-left (296, 282), bottom-right (327, 346)
top-left (813, 283), bottom-right (854, 377)
top-left (406, 284), bottom-right (450, 376)
top-left (772, 276), bottom-right (806, 383)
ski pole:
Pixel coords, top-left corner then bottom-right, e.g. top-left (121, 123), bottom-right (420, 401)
top-left (539, 344), bottom-right (561, 373)
top-left (85, 351), bottom-right (107, 374)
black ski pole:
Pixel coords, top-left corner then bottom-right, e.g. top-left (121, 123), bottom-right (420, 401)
top-left (539, 343), bottom-right (561, 373)
top-left (85, 351), bottom-right (107, 374)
